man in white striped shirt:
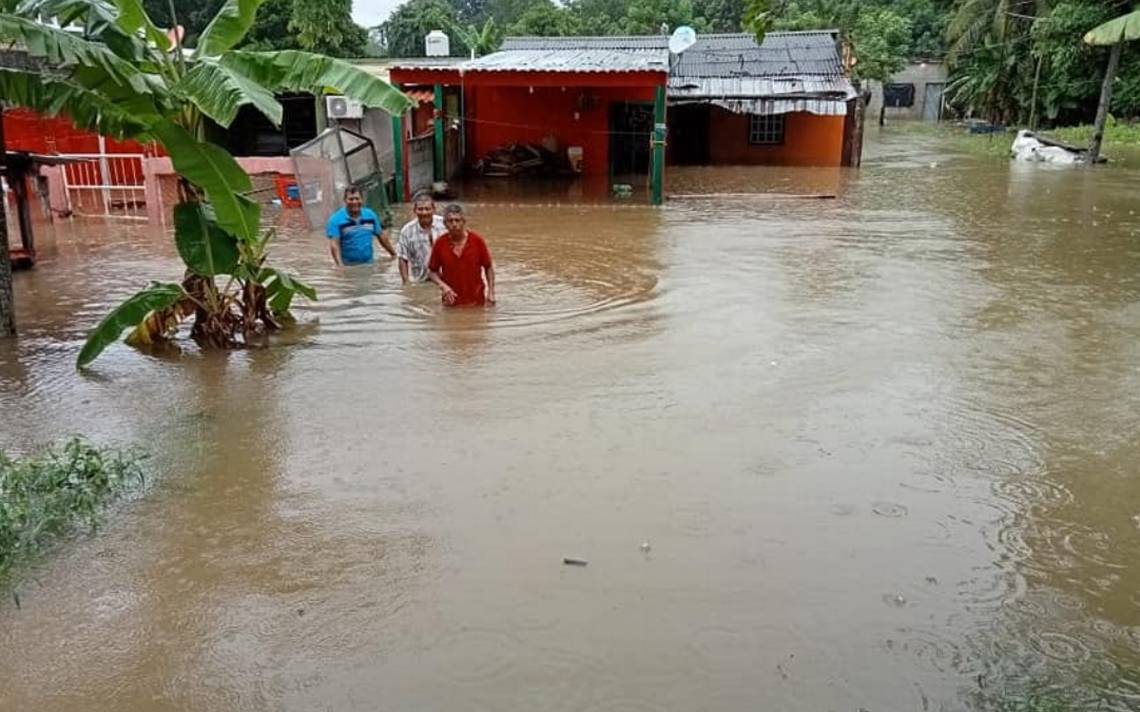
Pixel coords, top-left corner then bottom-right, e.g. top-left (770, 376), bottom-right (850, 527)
top-left (397, 191), bottom-right (447, 284)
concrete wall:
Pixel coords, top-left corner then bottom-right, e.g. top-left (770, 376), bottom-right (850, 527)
top-left (705, 108), bottom-right (846, 167)
top-left (865, 62), bottom-right (948, 121)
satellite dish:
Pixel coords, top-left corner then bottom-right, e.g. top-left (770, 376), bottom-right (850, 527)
top-left (669, 25), bottom-right (697, 54)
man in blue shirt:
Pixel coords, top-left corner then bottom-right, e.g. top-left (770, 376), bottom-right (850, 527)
top-left (325, 186), bottom-right (396, 265)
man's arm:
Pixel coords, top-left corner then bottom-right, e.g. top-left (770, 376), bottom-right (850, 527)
top-left (399, 258), bottom-right (410, 284)
top-left (428, 270), bottom-right (458, 305)
top-left (484, 263), bottom-right (495, 305)
top-left (377, 229), bottom-right (397, 258)
top-left (328, 238), bottom-right (342, 266)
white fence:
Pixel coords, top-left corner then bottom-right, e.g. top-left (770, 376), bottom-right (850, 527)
top-left (59, 152), bottom-right (147, 220)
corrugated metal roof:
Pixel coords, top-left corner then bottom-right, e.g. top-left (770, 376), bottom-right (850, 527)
top-left (462, 48), bottom-right (668, 73)
top-left (500, 31), bottom-right (844, 78)
top-left (501, 36), bottom-right (671, 51)
top-left (674, 32), bottom-right (843, 78)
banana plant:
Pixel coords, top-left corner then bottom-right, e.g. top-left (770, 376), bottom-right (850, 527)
top-left (0, 0), bottom-right (414, 367)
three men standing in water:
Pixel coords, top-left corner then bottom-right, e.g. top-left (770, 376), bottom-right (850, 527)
top-left (328, 188), bottom-right (495, 307)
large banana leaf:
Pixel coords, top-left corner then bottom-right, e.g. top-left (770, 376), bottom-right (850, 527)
top-left (195, 0), bottom-right (264, 58)
top-left (175, 59), bottom-right (282, 127)
top-left (0, 68), bottom-right (152, 138)
top-left (1085, 10), bottom-right (1140, 46)
top-left (221, 50), bottom-right (415, 116)
top-left (14, 0), bottom-right (151, 61)
top-left (77, 282), bottom-right (185, 367)
top-left (110, 0), bottom-right (170, 51)
top-left (151, 120), bottom-right (261, 243)
top-left (173, 202), bottom-right (240, 276)
top-left (0, 14), bottom-right (150, 91)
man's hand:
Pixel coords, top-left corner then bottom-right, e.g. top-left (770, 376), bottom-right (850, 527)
top-left (440, 284), bottom-right (458, 305)
top-left (378, 231), bottom-right (397, 258)
top-left (329, 241), bottom-right (342, 266)
top-left (486, 289), bottom-right (495, 306)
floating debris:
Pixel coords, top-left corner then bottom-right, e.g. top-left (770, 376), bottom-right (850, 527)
top-left (563, 557), bottom-right (588, 566)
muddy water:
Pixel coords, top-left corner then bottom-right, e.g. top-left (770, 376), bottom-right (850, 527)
top-left (2, 129), bottom-right (1139, 711)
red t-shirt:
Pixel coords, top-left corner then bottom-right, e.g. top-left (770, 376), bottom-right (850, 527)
top-left (428, 231), bottom-right (493, 306)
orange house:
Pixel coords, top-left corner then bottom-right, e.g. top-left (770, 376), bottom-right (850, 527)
top-left (667, 31), bottom-right (861, 168)
top-left (389, 43), bottom-right (669, 199)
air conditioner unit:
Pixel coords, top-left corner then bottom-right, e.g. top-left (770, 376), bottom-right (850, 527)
top-left (326, 95), bottom-right (363, 120)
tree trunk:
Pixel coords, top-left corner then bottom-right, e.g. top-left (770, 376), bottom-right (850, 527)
top-left (0, 108), bottom-right (15, 337)
top-left (1089, 42), bottom-right (1123, 164)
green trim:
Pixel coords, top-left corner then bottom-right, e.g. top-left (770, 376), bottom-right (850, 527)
top-left (433, 83), bottom-right (445, 182)
top-left (392, 112), bottom-right (405, 202)
top-left (651, 85), bottom-right (666, 206)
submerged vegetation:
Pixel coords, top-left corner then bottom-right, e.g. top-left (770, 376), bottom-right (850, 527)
top-left (0, 439), bottom-right (145, 595)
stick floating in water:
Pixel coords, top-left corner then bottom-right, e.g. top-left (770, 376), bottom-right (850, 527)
top-left (563, 557), bottom-right (588, 566)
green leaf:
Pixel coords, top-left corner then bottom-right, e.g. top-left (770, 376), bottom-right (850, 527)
top-left (111, 0), bottom-right (171, 51)
top-left (0, 69), bottom-right (153, 139)
top-left (0, 14), bottom-right (150, 91)
top-left (15, 0), bottom-right (151, 61)
top-left (195, 0), bottom-right (266, 58)
top-left (173, 202), bottom-right (240, 276)
top-left (77, 282), bottom-right (184, 368)
top-left (221, 50), bottom-right (415, 115)
top-left (174, 59), bottom-right (283, 127)
top-left (260, 267), bottom-right (317, 315)
top-left (151, 120), bottom-right (260, 242)
top-left (1085, 10), bottom-right (1140, 46)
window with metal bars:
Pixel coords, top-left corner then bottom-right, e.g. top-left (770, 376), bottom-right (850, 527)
top-left (748, 114), bottom-right (785, 145)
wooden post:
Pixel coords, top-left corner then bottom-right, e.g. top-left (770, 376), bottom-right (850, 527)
top-left (0, 108), bottom-right (14, 336)
top-left (1089, 41), bottom-right (1123, 164)
top-left (433, 83), bottom-right (445, 182)
top-left (650, 84), bottom-right (666, 206)
top-left (10, 164), bottom-right (33, 255)
top-left (1029, 54), bottom-right (1043, 131)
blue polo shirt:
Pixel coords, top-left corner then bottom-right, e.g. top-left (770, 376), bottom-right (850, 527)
top-left (326, 207), bottom-right (382, 264)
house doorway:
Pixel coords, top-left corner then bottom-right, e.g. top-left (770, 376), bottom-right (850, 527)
top-left (609, 101), bottom-right (653, 176)
top-left (669, 104), bottom-right (710, 164)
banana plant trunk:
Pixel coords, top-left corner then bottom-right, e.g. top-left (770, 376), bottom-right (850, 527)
top-left (1089, 41), bottom-right (1123, 164)
top-left (0, 109), bottom-right (15, 337)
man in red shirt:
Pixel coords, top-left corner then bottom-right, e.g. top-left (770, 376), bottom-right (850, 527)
top-left (428, 204), bottom-right (496, 307)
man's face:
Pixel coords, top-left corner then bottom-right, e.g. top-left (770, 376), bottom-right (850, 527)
top-left (414, 200), bottom-right (435, 225)
top-left (445, 212), bottom-right (466, 238)
top-left (345, 191), bottom-right (363, 215)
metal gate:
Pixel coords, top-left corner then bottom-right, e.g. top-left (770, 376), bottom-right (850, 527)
top-left (59, 141), bottom-right (147, 220)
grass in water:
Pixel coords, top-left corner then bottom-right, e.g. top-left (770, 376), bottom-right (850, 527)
top-left (0, 438), bottom-right (144, 597)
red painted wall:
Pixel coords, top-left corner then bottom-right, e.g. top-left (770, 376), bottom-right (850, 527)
top-left (465, 84), bottom-right (656, 177)
top-left (3, 108), bottom-right (155, 155)
top-left (707, 108), bottom-right (845, 166)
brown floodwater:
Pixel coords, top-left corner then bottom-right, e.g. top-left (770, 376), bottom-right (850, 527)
top-left (2, 128), bottom-right (1139, 711)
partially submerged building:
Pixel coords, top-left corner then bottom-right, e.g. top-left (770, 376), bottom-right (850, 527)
top-left (388, 30), bottom-right (865, 202)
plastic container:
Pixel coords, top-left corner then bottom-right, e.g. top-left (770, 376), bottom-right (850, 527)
top-left (274, 174), bottom-right (302, 208)
top-left (567, 146), bottom-right (584, 173)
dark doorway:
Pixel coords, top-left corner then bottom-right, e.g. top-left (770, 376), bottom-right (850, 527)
top-left (669, 104), bottom-right (710, 165)
top-left (222, 93), bottom-right (318, 156)
top-left (609, 101), bottom-right (653, 176)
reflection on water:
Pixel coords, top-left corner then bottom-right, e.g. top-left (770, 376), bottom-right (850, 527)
top-left (2, 128), bottom-right (1139, 711)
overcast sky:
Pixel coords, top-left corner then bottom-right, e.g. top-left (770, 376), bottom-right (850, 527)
top-left (352, 0), bottom-right (404, 28)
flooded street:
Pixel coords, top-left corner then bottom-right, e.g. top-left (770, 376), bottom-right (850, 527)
top-left (2, 129), bottom-right (1139, 710)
